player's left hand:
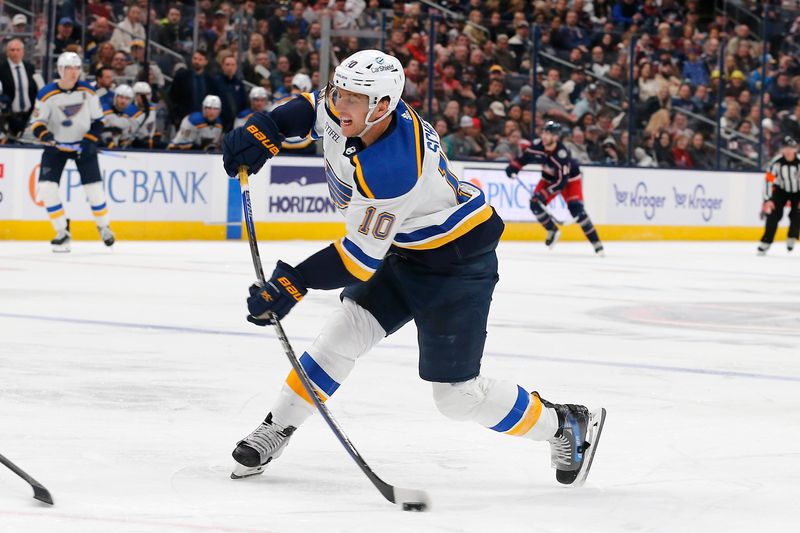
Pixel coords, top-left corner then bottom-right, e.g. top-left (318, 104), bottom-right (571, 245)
top-left (222, 112), bottom-right (284, 177)
top-left (246, 261), bottom-right (308, 326)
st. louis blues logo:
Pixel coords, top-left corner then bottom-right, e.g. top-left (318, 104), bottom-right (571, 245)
top-left (60, 102), bottom-right (84, 127)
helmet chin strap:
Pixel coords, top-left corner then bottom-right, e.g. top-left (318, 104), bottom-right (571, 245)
top-left (356, 102), bottom-right (392, 139)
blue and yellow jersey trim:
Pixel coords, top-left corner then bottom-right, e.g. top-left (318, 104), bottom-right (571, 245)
top-left (349, 100), bottom-right (425, 201)
top-left (333, 236), bottom-right (381, 281)
top-left (490, 387), bottom-right (544, 436)
top-left (37, 82), bottom-right (61, 102)
top-left (393, 186), bottom-right (494, 250)
top-left (285, 352), bottom-right (341, 404)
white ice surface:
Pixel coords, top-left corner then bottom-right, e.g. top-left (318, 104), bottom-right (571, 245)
top-left (1, 240), bottom-right (799, 533)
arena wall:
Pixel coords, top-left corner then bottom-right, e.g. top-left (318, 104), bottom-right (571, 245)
top-left (0, 147), bottom-right (778, 241)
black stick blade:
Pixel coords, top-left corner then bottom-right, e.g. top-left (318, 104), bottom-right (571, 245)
top-left (33, 484), bottom-right (54, 505)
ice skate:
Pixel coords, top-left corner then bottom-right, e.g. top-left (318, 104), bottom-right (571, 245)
top-left (98, 225), bottom-right (115, 247)
top-left (51, 220), bottom-right (71, 253)
top-left (545, 228), bottom-right (561, 249)
top-left (593, 242), bottom-right (605, 257)
top-left (231, 413), bottom-right (296, 479)
top-left (757, 242), bottom-right (770, 256)
top-left (538, 394), bottom-right (606, 487)
top-left (788, 238), bottom-right (796, 252)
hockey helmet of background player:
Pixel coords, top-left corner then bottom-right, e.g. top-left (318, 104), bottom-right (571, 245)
top-left (542, 121), bottom-right (562, 136)
top-left (249, 86), bottom-right (268, 102)
top-left (332, 50), bottom-right (405, 130)
top-left (782, 135), bottom-right (798, 148)
top-left (202, 95), bottom-right (222, 109)
top-left (133, 81), bottom-right (152, 97)
top-left (57, 51), bottom-right (82, 78)
top-left (114, 84), bottom-right (134, 105)
top-left (291, 73), bottom-right (312, 93)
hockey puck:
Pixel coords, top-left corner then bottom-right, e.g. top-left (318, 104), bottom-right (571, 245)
top-left (402, 502), bottom-right (427, 512)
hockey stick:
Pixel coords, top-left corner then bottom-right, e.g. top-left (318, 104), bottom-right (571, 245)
top-left (237, 166), bottom-right (430, 512)
top-left (16, 138), bottom-right (128, 159)
top-left (0, 453), bottom-right (53, 505)
top-left (511, 174), bottom-right (567, 226)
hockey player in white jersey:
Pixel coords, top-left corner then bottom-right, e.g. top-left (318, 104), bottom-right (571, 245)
top-left (222, 50), bottom-right (606, 488)
top-left (31, 51), bottom-right (115, 252)
top-left (233, 86), bottom-right (268, 130)
top-left (167, 94), bottom-right (222, 151)
top-left (101, 83), bottom-right (135, 148)
top-left (128, 82), bottom-right (162, 149)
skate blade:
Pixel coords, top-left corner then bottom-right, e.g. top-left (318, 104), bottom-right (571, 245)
top-left (230, 464), bottom-right (264, 480)
top-left (571, 408), bottom-right (606, 488)
top-left (52, 245), bottom-right (71, 253)
top-left (547, 232), bottom-right (561, 250)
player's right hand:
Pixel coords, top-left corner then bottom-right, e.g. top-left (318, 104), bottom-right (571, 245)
top-left (246, 261), bottom-right (308, 326)
top-left (222, 112), bottom-right (284, 178)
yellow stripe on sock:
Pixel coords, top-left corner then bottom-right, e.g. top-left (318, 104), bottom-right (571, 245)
top-left (507, 394), bottom-right (543, 436)
top-left (285, 369), bottom-right (326, 405)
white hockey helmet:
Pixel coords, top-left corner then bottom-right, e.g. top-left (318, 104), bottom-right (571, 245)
top-left (202, 94), bottom-right (222, 109)
top-left (114, 84), bottom-right (134, 101)
top-left (57, 51), bottom-right (82, 78)
top-left (133, 81), bottom-right (152, 96)
top-left (291, 72), bottom-right (312, 93)
top-left (332, 50), bottom-right (405, 134)
top-left (249, 86), bottom-right (268, 101)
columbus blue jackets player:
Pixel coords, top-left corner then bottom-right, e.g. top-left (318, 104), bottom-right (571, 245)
top-left (506, 121), bottom-right (604, 255)
top-left (222, 50), bottom-right (605, 487)
top-left (31, 52), bottom-right (114, 252)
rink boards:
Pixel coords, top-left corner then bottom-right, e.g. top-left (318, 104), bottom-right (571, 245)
top-left (0, 146), bottom-right (773, 241)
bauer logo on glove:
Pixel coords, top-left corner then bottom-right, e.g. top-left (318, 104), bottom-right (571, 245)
top-left (246, 261), bottom-right (308, 326)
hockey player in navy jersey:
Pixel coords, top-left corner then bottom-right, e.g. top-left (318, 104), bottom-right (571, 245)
top-left (505, 121), bottom-right (604, 255)
top-left (222, 50), bottom-right (605, 487)
top-left (30, 51), bottom-right (114, 252)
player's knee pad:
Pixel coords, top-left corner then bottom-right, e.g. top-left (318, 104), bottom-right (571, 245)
top-left (529, 197), bottom-right (545, 214)
top-left (306, 297), bottom-right (386, 383)
top-left (567, 201), bottom-right (586, 221)
top-left (432, 377), bottom-right (491, 421)
top-left (83, 181), bottom-right (106, 204)
top-left (37, 181), bottom-right (61, 205)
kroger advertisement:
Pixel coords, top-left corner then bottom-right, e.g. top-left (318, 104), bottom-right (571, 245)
top-left (0, 146), bottom-right (229, 222)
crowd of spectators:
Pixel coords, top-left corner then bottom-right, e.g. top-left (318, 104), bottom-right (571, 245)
top-left (1, 0), bottom-right (800, 167)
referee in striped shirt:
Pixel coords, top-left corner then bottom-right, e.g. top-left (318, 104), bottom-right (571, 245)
top-left (759, 136), bottom-right (800, 255)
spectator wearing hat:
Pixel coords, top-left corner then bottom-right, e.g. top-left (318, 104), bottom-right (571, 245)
top-left (725, 70), bottom-right (748, 98)
top-left (481, 101), bottom-right (507, 144)
top-left (208, 10), bottom-right (234, 53)
top-left (0, 38), bottom-right (38, 138)
top-left (508, 20), bottom-right (531, 70)
top-left (536, 80), bottom-right (576, 124)
top-left (510, 85), bottom-right (534, 110)
top-left (573, 83), bottom-right (601, 119)
top-left (52, 17), bottom-right (78, 55)
top-left (443, 115), bottom-right (483, 160)
top-left (492, 34), bottom-right (517, 74)
top-left (110, 5), bottom-right (145, 53)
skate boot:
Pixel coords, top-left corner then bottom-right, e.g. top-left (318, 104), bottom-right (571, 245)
top-left (98, 225), bottom-right (115, 247)
top-left (788, 238), bottom-right (796, 252)
top-left (231, 413), bottom-right (296, 479)
top-left (51, 220), bottom-right (71, 253)
top-left (757, 242), bottom-right (770, 256)
top-left (538, 394), bottom-right (606, 487)
top-left (545, 228), bottom-right (561, 249)
top-left (593, 241), bottom-right (605, 257)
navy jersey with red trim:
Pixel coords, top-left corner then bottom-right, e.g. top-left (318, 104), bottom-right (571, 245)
top-left (510, 139), bottom-right (573, 194)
